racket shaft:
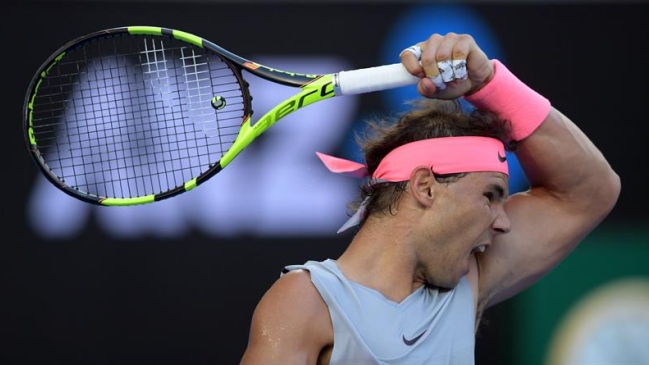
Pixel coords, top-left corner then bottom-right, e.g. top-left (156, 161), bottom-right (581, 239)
top-left (337, 63), bottom-right (419, 95)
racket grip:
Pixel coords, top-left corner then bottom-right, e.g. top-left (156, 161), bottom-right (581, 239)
top-left (336, 63), bottom-right (420, 95)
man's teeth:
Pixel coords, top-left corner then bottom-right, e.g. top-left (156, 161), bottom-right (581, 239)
top-left (473, 245), bottom-right (486, 253)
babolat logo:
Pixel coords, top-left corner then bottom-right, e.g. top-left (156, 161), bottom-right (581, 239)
top-left (253, 82), bottom-right (333, 131)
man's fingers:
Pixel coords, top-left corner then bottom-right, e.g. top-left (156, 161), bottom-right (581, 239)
top-left (451, 35), bottom-right (472, 80)
top-left (418, 34), bottom-right (445, 90)
top-left (427, 74), bottom-right (446, 91)
top-left (434, 33), bottom-right (457, 82)
top-left (400, 33), bottom-right (479, 93)
top-left (452, 60), bottom-right (468, 80)
top-left (399, 44), bottom-right (425, 77)
top-left (399, 45), bottom-right (422, 60)
top-left (437, 60), bottom-right (454, 82)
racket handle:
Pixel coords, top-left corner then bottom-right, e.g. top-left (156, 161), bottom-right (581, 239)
top-left (336, 63), bottom-right (420, 95)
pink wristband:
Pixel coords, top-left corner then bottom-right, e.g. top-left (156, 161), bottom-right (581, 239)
top-left (464, 59), bottom-right (551, 142)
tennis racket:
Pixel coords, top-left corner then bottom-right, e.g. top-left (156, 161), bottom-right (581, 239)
top-left (24, 26), bottom-right (419, 206)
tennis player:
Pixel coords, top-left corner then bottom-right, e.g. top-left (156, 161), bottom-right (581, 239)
top-left (239, 32), bottom-right (621, 365)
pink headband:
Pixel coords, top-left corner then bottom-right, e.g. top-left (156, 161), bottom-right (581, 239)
top-left (317, 136), bottom-right (509, 233)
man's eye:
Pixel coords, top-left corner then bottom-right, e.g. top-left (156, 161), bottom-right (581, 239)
top-left (484, 192), bottom-right (494, 201)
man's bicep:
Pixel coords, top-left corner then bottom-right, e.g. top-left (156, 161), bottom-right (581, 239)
top-left (476, 190), bottom-right (595, 308)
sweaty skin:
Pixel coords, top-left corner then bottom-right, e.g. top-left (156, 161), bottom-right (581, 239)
top-left (239, 33), bottom-right (621, 365)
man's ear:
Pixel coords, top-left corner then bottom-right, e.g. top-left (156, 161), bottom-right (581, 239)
top-left (409, 166), bottom-right (435, 207)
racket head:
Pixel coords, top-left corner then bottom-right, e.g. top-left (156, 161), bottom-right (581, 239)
top-left (24, 26), bottom-right (253, 206)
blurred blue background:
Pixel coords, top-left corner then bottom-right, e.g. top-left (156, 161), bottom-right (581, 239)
top-left (2, 1), bottom-right (647, 364)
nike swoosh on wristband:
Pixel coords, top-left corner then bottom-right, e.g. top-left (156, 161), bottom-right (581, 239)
top-left (498, 151), bottom-right (507, 162)
top-left (402, 330), bottom-right (427, 346)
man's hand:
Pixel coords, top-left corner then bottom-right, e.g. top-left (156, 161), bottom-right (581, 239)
top-left (400, 33), bottom-right (494, 99)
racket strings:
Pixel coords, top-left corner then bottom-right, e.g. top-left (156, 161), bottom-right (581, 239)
top-left (30, 34), bottom-right (247, 199)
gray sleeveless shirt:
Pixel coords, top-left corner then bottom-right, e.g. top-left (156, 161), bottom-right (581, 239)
top-left (283, 259), bottom-right (475, 365)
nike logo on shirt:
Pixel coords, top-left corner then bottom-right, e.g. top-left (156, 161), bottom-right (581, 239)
top-left (402, 330), bottom-right (427, 346)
